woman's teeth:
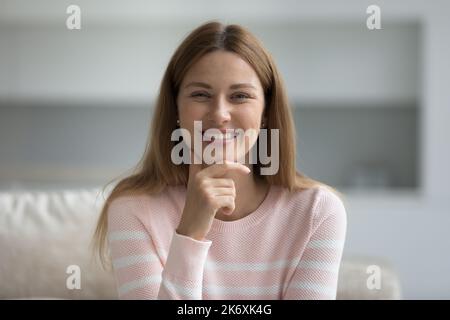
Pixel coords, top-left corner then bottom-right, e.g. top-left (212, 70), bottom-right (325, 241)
top-left (202, 131), bottom-right (236, 141)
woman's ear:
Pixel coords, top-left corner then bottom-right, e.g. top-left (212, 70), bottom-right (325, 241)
top-left (262, 116), bottom-right (267, 128)
top-left (175, 107), bottom-right (180, 126)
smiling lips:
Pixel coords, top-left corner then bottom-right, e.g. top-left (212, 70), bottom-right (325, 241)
top-left (202, 130), bottom-right (237, 144)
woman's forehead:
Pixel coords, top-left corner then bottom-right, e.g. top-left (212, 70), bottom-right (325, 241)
top-left (181, 51), bottom-right (262, 90)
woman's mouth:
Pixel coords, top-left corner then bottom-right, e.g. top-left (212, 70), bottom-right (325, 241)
top-left (202, 130), bottom-right (238, 145)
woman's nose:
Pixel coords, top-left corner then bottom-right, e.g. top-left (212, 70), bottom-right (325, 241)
top-left (207, 96), bottom-right (231, 124)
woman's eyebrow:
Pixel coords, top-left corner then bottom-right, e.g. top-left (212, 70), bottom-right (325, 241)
top-left (184, 82), bottom-right (211, 89)
top-left (183, 82), bottom-right (256, 90)
top-left (229, 83), bottom-right (257, 90)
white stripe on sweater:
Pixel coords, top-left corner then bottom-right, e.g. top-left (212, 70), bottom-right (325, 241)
top-left (113, 253), bottom-right (160, 269)
top-left (108, 231), bottom-right (150, 242)
top-left (205, 259), bottom-right (339, 273)
top-left (306, 239), bottom-right (345, 249)
top-left (113, 253), bottom-right (340, 274)
top-left (297, 260), bottom-right (340, 273)
top-left (160, 277), bottom-right (202, 299)
top-left (118, 274), bottom-right (162, 296)
top-left (204, 258), bottom-right (299, 271)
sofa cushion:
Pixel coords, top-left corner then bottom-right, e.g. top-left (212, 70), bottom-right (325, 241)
top-left (0, 189), bottom-right (117, 299)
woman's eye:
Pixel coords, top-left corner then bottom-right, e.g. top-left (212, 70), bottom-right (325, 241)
top-left (232, 93), bottom-right (251, 101)
top-left (190, 92), bottom-right (210, 98)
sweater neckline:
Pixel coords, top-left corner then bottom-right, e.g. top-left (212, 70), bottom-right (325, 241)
top-left (209, 183), bottom-right (277, 233)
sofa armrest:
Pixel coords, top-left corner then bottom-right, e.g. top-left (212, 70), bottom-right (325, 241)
top-left (337, 255), bottom-right (402, 299)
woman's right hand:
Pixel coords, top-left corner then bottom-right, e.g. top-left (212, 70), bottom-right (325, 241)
top-left (176, 156), bottom-right (251, 241)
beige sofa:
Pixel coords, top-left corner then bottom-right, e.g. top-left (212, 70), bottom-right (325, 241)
top-left (0, 188), bottom-right (402, 299)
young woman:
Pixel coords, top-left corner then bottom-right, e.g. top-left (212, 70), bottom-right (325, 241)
top-left (93, 21), bottom-right (347, 300)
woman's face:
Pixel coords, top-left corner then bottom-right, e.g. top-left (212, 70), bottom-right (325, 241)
top-left (177, 50), bottom-right (266, 164)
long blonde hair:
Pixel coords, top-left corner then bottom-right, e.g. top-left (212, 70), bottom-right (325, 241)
top-left (92, 21), bottom-right (343, 268)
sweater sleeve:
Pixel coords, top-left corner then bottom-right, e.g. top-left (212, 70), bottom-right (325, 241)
top-left (107, 199), bottom-right (211, 299)
top-left (283, 189), bottom-right (347, 300)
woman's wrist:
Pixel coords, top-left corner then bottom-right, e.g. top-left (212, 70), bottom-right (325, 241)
top-left (176, 225), bottom-right (203, 241)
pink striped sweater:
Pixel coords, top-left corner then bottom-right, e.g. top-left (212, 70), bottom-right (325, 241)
top-left (107, 184), bottom-right (347, 300)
